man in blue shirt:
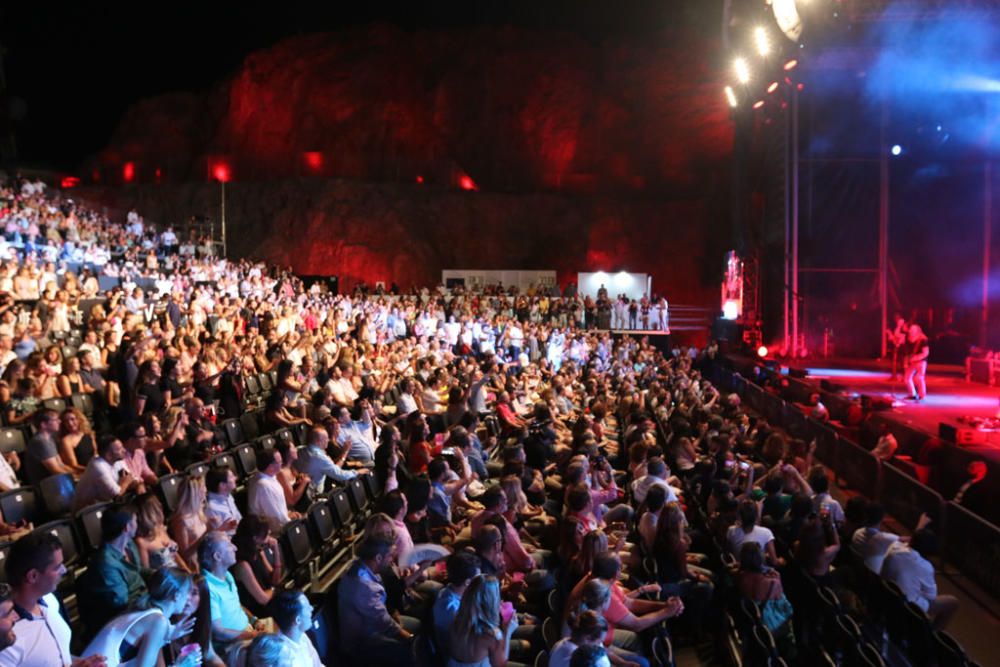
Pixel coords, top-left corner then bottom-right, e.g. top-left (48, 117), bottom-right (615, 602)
top-left (432, 552), bottom-right (480, 658)
top-left (296, 425), bottom-right (364, 495)
top-left (199, 531), bottom-right (258, 659)
top-left (338, 532), bottom-right (419, 666)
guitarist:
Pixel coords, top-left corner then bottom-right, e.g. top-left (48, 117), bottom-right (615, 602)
top-left (903, 324), bottom-right (930, 402)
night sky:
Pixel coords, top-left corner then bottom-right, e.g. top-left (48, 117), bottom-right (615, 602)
top-left (1, 1), bottom-right (715, 171)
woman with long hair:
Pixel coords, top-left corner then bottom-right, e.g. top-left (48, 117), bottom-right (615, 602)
top-left (135, 494), bottom-right (185, 571)
top-left (170, 475), bottom-right (208, 571)
top-left (231, 515), bottom-right (283, 619)
top-left (448, 575), bottom-right (518, 667)
top-left (57, 407), bottom-right (96, 474)
top-left (83, 567), bottom-right (201, 667)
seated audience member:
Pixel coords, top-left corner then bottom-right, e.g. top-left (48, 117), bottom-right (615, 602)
top-left (630, 457), bottom-right (678, 505)
top-left (736, 542), bottom-right (785, 604)
top-left (231, 515), bottom-right (284, 619)
top-left (24, 409), bottom-right (76, 485)
top-left (74, 434), bottom-right (141, 510)
top-left (871, 423), bottom-right (898, 461)
top-left (295, 425), bottom-right (362, 495)
top-left (249, 448), bottom-right (300, 534)
top-left (84, 568), bottom-right (201, 667)
top-left (135, 493), bottom-right (184, 570)
top-left (271, 590), bottom-right (323, 667)
top-left (570, 644), bottom-right (611, 667)
top-left (726, 499), bottom-right (780, 567)
top-left (57, 407), bottom-right (96, 475)
top-left (78, 505), bottom-right (149, 633)
top-left (170, 475), bottom-right (209, 571)
top-left (794, 510), bottom-right (840, 581)
top-left (637, 485), bottom-right (667, 555)
top-left (882, 529), bottom-right (959, 630)
top-left (433, 552), bottom-right (482, 656)
top-left (0, 597), bottom-right (19, 652)
top-left (243, 633), bottom-right (295, 667)
top-left (205, 466), bottom-right (243, 535)
top-left (199, 531), bottom-right (261, 659)
top-left (3, 532), bottom-right (106, 666)
top-left (427, 455), bottom-right (471, 537)
top-left (852, 502), bottom-right (929, 574)
top-left (118, 421), bottom-right (160, 489)
top-left (338, 531), bottom-right (420, 666)
top-left (551, 611), bottom-right (610, 667)
top-left (274, 440), bottom-right (311, 512)
top-left (447, 574), bottom-right (518, 667)
top-left (808, 467), bottom-right (845, 525)
top-left (337, 402), bottom-right (378, 465)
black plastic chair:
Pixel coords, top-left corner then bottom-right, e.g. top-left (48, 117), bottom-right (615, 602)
top-left (75, 501), bottom-right (112, 554)
top-left (258, 372), bottom-right (273, 393)
top-left (240, 411), bottom-right (261, 441)
top-left (902, 601), bottom-right (934, 664)
top-left (275, 428), bottom-right (295, 450)
top-left (328, 488), bottom-right (355, 532)
top-left (280, 518), bottom-right (314, 578)
top-left (212, 452), bottom-right (238, 476)
top-left (652, 634), bottom-right (674, 667)
top-left (70, 393), bottom-right (94, 417)
top-left (38, 473), bottom-right (76, 517)
top-left (306, 500), bottom-right (338, 550)
top-left (0, 429), bottom-right (26, 454)
top-left (34, 519), bottom-right (80, 567)
top-left (541, 617), bottom-right (558, 649)
top-left (156, 473), bottom-right (186, 514)
top-left (254, 435), bottom-right (276, 456)
top-left (932, 630), bottom-right (967, 667)
top-left (232, 444), bottom-right (258, 478)
top-left (534, 650), bottom-right (548, 667)
top-left (42, 398), bottom-right (67, 414)
top-left (747, 624), bottom-right (779, 664)
top-left (0, 487), bottom-right (39, 525)
top-left (850, 642), bottom-right (886, 667)
top-left (361, 470), bottom-right (379, 500)
top-left (346, 477), bottom-right (370, 517)
top-left (222, 419), bottom-right (246, 448)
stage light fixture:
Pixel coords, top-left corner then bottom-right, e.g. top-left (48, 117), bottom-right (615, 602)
top-left (891, 145), bottom-right (902, 156)
top-left (757, 346), bottom-right (769, 358)
top-left (754, 27), bottom-right (771, 56)
top-left (734, 57), bottom-right (751, 84)
top-left (772, 0), bottom-right (803, 42)
top-left (752, 100), bottom-right (765, 109)
top-left (723, 300), bottom-right (739, 320)
top-left (767, 82), bottom-right (779, 94)
top-left (724, 86), bottom-right (738, 108)
top-left (783, 59), bottom-right (798, 71)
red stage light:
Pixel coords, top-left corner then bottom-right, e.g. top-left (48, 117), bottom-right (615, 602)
top-left (753, 100), bottom-right (765, 109)
top-left (123, 162), bottom-right (135, 183)
top-left (303, 151), bottom-right (323, 171)
top-left (416, 175), bottom-right (424, 184)
top-left (758, 345), bottom-right (769, 358)
top-left (767, 82), bottom-right (779, 94)
top-left (459, 175), bottom-right (476, 191)
top-left (60, 176), bottom-right (80, 189)
top-left (155, 168), bottom-right (162, 182)
top-left (797, 83), bottom-right (805, 91)
top-left (213, 163), bottom-right (231, 183)
top-left (784, 59), bottom-right (798, 71)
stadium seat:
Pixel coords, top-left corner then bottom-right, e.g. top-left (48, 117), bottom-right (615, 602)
top-left (186, 462), bottom-right (209, 479)
top-left (932, 631), bottom-right (967, 667)
top-left (328, 488), bottom-right (355, 533)
top-left (280, 518), bottom-right (314, 578)
top-left (222, 419), bottom-right (246, 447)
top-left (156, 473), bottom-right (185, 514)
top-left (541, 617), bottom-right (558, 649)
top-left (0, 487), bottom-right (39, 525)
top-left (232, 443), bottom-right (258, 478)
top-left (69, 393), bottom-right (94, 417)
top-left (254, 435), bottom-right (276, 456)
top-left (346, 477), bottom-right (370, 517)
top-left (258, 372), bottom-right (272, 393)
top-left (211, 452), bottom-right (239, 477)
top-left (34, 519), bottom-right (80, 567)
top-left (534, 650), bottom-right (548, 667)
top-left (43, 398), bottom-right (67, 414)
top-left (306, 499), bottom-right (337, 550)
top-left (240, 411), bottom-right (261, 441)
top-left (38, 473), bottom-right (76, 517)
top-left (0, 428), bottom-right (26, 454)
top-left (361, 471), bottom-right (379, 500)
top-left (75, 502), bottom-right (112, 554)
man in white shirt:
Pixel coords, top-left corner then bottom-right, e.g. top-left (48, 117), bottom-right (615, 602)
top-left (272, 591), bottom-right (324, 667)
top-left (851, 503), bottom-right (928, 574)
top-left (1, 531), bottom-right (105, 667)
top-left (630, 457), bottom-right (680, 505)
top-left (882, 529), bottom-right (958, 629)
top-left (74, 434), bottom-right (141, 510)
top-left (205, 467), bottom-right (242, 536)
top-left (248, 449), bottom-right (299, 534)
top-left (296, 426), bottom-right (362, 496)
top-left (336, 404), bottom-right (377, 465)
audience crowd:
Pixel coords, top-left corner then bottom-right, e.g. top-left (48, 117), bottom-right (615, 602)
top-left (0, 175), bottom-right (960, 667)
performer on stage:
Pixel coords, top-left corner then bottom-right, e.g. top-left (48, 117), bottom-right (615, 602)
top-left (903, 324), bottom-right (929, 402)
top-left (885, 313), bottom-right (907, 381)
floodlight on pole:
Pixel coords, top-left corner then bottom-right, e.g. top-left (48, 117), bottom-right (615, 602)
top-left (754, 27), bottom-right (771, 57)
top-left (724, 86), bottom-right (738, 108)
top-left (734, 57), bottom-right (751, 84)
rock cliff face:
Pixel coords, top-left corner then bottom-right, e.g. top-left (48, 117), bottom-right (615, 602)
top-left (83, 24), bottom-right (733, 300)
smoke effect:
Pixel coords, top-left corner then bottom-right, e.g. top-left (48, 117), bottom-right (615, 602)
top-left (863, 5), bottom-right (1000, 150)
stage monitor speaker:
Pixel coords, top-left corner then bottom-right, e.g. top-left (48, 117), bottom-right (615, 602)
top-left (939, 422), bottom-right (988, 446)
top-left (861, 394), bottom-right (894, 411)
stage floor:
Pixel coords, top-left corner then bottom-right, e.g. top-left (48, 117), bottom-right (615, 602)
top-left (797, 358), bottom-right (1000, 449)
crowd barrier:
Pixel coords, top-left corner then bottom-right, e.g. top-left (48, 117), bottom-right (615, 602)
top-left (715, 364), bottom-right (1000, 600)
top-left (943, 501), bottom-right (1000, 600)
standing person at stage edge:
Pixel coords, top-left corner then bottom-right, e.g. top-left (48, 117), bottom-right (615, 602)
top-left (903, 324), bottom-right (929, 403)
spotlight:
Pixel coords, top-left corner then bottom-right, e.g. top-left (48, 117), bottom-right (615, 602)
top-left (724, 86), bottom-right (738, 108)
top-left (783, 59), bottom-right (798, 71)
top-left (754, 27), bottom-right (771, 57)
top-left (752, 100), bottom-right (765, 109)
top-left (757, 345), bottom-right (769, 358)
top-left (734, 57), bottom-right (751, 84)
top-left (767, 82), bottom-right (779, 94)
top-left (891, 145), bottom-right (902, 156)
top-left (723, 301), bottom-right (739, 320)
